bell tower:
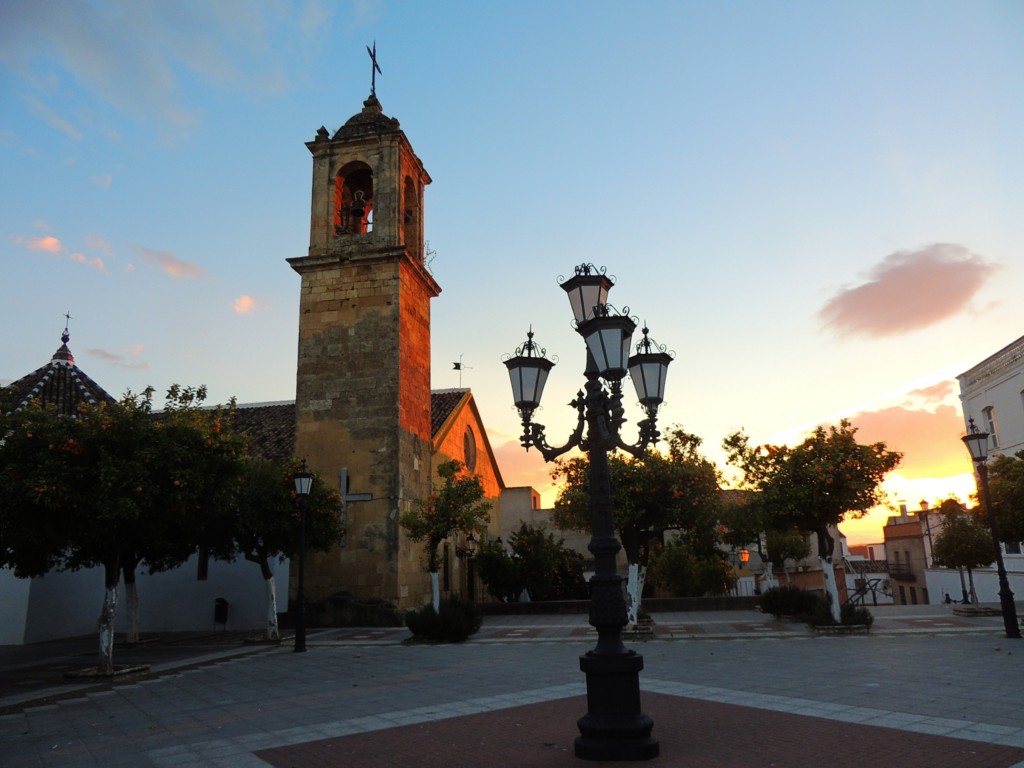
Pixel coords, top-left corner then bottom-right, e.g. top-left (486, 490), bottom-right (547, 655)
top-left (288, 92), bottom-right (440, 609)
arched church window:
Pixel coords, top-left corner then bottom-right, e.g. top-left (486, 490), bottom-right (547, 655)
top-left (334, 162), bottom-right (374, 235)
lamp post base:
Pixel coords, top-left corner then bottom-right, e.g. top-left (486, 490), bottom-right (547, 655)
top-left (575, 651), bottom-right (659, 761)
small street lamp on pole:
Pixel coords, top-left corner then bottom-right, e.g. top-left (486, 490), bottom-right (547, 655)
top-left (503, 264), bottom-right (671, 761)
top-left (293, 460), bottom-right (314, 653)
top-left (961, 419), bottom-right (1021, 640)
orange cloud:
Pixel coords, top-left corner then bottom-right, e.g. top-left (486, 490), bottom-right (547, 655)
top-left (234, 295), bottom-right (256, 314)
top-left (17, 235), bottom-right (62, 253)
top-left (70, 252), bottom-right (105, 271)
top-left (848, 404), bottom-right (971, 479)
top-left (905, 380), bottom-right (955, 405)
top-left (490, 436), bottom-right (564, 508)
top-left (134, 245), bottom-right (207, 279)
top-left (819, 244), bottom-right (996, 337)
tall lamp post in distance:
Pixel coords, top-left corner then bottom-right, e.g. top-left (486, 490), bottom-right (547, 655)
top-left (503, 263), bottom-right (672, 761)
top-left (293, 461), bottom-right (314, 652)
top-left (961, 418), bottom-right (1021, 639)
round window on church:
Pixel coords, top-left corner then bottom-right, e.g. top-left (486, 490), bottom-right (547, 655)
top-left (464, 426), bottom-right (477, 472)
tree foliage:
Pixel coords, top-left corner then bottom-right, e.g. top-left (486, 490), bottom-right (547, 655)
top-left (646, 538), bottom-right (737, 597)
top-left (400, 460), bottom-right (491, 574)
top-left (214, 456), bottom-right (343, 577)
top-left (475, 522), bottom-right (586, 602)
top-left (933, 504), bottom-right (993, 571)
top-left (723, 419), bottom-right (902, 558)
top-left (0, 386), bottom-right (247, 670)
top-left (550, 428), bottom-right (721, 565)
top-left (987, 450), bottom-right (1024, 545)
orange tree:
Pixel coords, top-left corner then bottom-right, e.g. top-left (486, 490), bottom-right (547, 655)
top-left (988, 450), bottom-right (1024, 545)
top-left (400, 460), bottom-right (491, 610)
top-left (0, 386), bottom-right (245, 672)
top-left (724, 419), bottom-right (901, 622)
top-left (208, 456), bottom-right (342, 640)
top-left (932, 504), bottom-right (993, 606)
top-left (550, 428), bottom-right (720, 623)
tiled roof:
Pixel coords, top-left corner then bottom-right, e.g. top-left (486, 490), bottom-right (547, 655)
top-left (4, 333), bottom-right (116, 415)
top-left (231, 390), bottom-right (469, 461)
top-left (231, 402), bottom-right (297, 461)
top-left (431, 388), bottom-right (469, 439)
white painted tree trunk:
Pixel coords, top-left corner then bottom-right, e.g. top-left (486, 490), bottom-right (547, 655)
top-left (97, 584), bottom-right (118, 674)
top-left (967, 568), bottom-right (978, 606)
top-left (265, 575), bottom-right (280, 640)
top-left (625, 562), bottom-right (646, 628)
top-left (125, 580), bottom-right (140, 644)
top-left (819, 556), bottom-right (842, 623)
top-left (430, 571), bottom-right (440, 612)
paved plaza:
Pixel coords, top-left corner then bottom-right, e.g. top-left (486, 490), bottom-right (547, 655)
top-left (2, 606), bottom-right (1023, 767)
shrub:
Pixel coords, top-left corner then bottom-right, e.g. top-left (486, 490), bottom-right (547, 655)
top-left (405, 596), bottom-right (483, 642)
top-left (840, 603), bottom-right (874, 627)
top-left (759, 586), bottom-right (821, 618)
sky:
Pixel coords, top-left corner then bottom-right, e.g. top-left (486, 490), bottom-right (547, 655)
top-left (3, 1), bottom-right (1023, 545)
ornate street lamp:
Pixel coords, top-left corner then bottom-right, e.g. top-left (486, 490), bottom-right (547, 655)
top-left (961, 418), bottom-right (1021, 639)
top-left (503, 263), bottom-right (672, 761)
top-left (293, 460), bottom-right (314, 653)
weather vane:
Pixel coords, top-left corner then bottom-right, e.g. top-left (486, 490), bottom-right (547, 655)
top-left (62, 310), bottom-right (73, 343)
top-left (367, 41), bottom-right (382, 96)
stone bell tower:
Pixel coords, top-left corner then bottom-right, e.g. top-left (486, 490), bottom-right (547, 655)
top-left (287, 92), bottom-right (440, 610)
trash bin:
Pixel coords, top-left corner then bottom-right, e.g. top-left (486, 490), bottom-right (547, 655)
top-left (214, 597), bottom-right (229, 629)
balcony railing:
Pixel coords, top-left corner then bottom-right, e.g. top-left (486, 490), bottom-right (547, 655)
top-left (887, 564), bottom-right (916, 581)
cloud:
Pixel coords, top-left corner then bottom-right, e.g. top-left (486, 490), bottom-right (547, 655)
top-left (904, 380), bottom-right (955, 406)
top-left (848, 404), bottom-right (970, 479)
top-left (24, 94), bottom-right (81, 139)
top-left (85, 233), bottom-right (113, 257)
top-left (0, 0), bottom-right (330, 142)
top-left (87, 345), bottom-right (148, 370)
top-left (134, 245), bottom-right (207, 279)
top-left (819, 244), bottom-right (997, 337)
top-left (490, 434), bottom-right (564, 507)
top-left (69, 252), bottom-right (105, 271)
top-left (233, 295), bottom-right (260, 315)
top-left (90, 173), bottom-right (112, 189)
top-left (17, 235), bottom-right (63, 253)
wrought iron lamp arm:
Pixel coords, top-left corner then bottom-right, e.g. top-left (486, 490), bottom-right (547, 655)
top-left (519, 390), bottom-right (587, 462)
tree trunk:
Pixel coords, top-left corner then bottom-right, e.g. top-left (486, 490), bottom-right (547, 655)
top-left (816, 528), bottom-right (841, 623)
top-left (122, 561), bottom-right (140, 644)
top-left (967, 567), bottom-right (978, 606)
top-left (245, 551), bottom-right (279, 640)
top-left (957, 567), bottom-right (970, 604)
top-left (97, 559), bottom-right (120, 674)
top-left (265, 574), bottom-right (279, 640)
top-left (625, 562), bottom-right (647, 628)
top-left (430, 571), bottom-right (440, 612)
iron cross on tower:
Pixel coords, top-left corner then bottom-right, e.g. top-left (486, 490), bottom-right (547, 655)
top-left (367, 41), bottom-right (382, 96)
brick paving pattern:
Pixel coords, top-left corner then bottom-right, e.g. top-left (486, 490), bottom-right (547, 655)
top-left (2, 605), bottom-right (1022, 767)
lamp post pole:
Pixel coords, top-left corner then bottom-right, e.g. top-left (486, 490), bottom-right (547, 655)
top-left (293, 462), bottom-right (314, 653)
top-left (503, 264), bottom-right (671, 761)
top-left (962, 420), bottom-right (1021, 640)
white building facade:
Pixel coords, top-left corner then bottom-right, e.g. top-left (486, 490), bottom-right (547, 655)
top-left (953, 333), bottom-right (1024, 595)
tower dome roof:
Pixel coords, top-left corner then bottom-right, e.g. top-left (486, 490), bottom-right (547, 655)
top-left (4, 328), bottom-right (116, 415)
top-left (332, 94), bottom-right (401, 140)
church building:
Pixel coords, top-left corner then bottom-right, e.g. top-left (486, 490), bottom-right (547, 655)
top-left (0, 89), bottom-right (508, 642)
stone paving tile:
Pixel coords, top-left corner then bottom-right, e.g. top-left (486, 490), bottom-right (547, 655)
top-left (254, 693), bottom-right (1024, 768)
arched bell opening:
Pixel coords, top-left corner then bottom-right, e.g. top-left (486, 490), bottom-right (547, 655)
top-left (402, 175), bottom-right (421, 259)
top-left (334, 162), bottom-right (374, 235)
